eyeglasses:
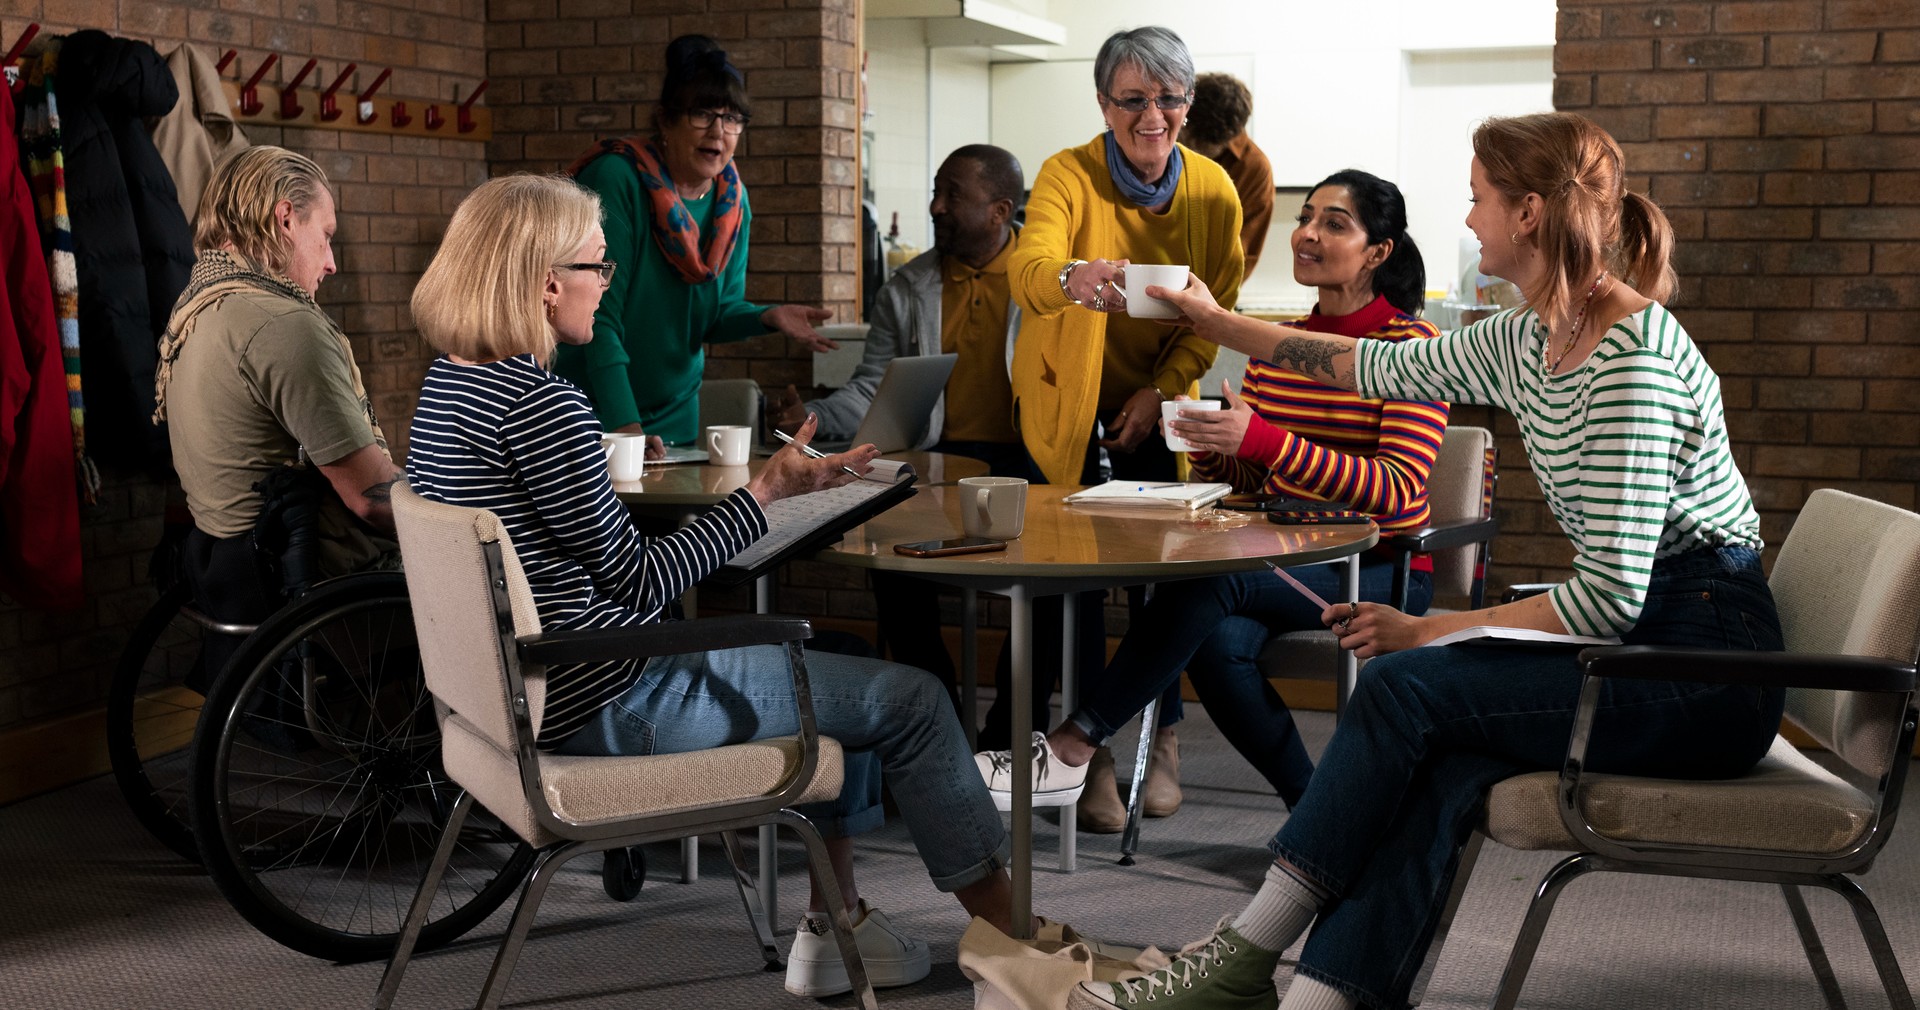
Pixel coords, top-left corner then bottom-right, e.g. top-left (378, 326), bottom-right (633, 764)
top-left (557, 261), bottom-right (617, 284)
top-left (684, 108), bottom-right (749, 134)
top-left (1104, 92), bottom-right (1193, 113)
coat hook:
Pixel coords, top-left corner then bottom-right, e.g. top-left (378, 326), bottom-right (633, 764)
top-left (390, 100), bottom-right (412, 128)
top-left (215, 49), bottom-right (236, 75)
top-left (457, 79), bottom-right (488, 134)
top-left (356, 67), bottom-right (391, 125)
top-left (239, 52), bottom-right (279, 116)
top-left (278, 57), bottom-right (318, 119)
top-left (4, 22), bottom-right (38, 92)
top-left (423, 104), bottom-right (444, 131)
top-left (318, 62), bottom-right (356, 122)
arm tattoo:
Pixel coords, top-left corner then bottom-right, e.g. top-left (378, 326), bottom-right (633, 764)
top-left (1270, 334), bottom-right (1355, 388)
top-left (362, 471), bottom-right (402, 504)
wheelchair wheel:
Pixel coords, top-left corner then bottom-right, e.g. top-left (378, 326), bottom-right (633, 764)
top-left (106, 580), bottom-right (211, 862)
top-left (602, 846), bottom-right (646, 902)
top-left (191, 572), bottom-right (537, 962)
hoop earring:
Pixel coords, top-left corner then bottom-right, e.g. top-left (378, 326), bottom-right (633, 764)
top-left (545, 301), bottom-right (556, 321)
top-left (1510, 231), bottom-right (1523, 247)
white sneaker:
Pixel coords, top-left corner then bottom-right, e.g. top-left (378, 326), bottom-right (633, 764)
top-left (975, 731), bottom-right (1090, 811)
top-left (784, 901), bottom-right (932, 997)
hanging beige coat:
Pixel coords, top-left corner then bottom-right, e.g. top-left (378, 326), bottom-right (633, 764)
top-left (152, 44), bottom-right (247, 225)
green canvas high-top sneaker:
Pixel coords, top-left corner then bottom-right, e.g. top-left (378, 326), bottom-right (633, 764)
top-left (1068, 921), bottom-right (1282, 1010)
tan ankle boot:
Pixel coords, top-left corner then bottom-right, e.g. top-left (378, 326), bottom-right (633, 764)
top-left (1076, 746), bottom-right (1126, 833)
top-left (1143, 730), bottom-right (1182, 817)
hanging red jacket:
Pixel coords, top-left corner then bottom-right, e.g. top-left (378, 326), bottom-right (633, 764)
top-left (0, 81), bottom-right (82, 609)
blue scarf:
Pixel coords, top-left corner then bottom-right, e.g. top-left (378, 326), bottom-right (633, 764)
top-left (1103, 130), bottom-right (1183, 208)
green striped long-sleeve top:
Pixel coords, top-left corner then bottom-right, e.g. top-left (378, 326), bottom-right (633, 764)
top-left (1353, 302), bottom-right (1762, 637)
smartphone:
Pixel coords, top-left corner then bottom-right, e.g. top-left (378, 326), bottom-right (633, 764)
top-left (1267, 509), bottom-right (1371, 526)
top-left (1219, 493), bottom-right (1327, 512)
top-left (893, 537), bottom-right (1008, 558)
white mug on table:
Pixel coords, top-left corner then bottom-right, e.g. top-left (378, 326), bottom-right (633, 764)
top-left (1124, 264), bottom-right (1189, 319)
top-left (705, 425), bottom-right (753, 467)
top-left (602, 432), bottom-right (648, 482)
top-left (1161, 399), bottom-right (1222, 453)
top-left (959, 476), bottom-right (1028, 540)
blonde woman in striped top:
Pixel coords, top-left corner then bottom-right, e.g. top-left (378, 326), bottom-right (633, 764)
top-left (1071, 113), bottom-right (1785, 1010)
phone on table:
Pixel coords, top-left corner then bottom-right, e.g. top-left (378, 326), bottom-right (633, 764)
top-left (1219, 493), bottom-right (1327, 512)
top-left (893, 537), bottom-right (1007, 558)
top-left (1267, 509), bottom-right (1371, 526)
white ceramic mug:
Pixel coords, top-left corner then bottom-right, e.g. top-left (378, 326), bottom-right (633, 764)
top-left (705, 425), bottom-right (753, 466)
top-left (1124, 264), bottom-right (1190, 319)
top-left (1160, 399), bottom-right (1222, 453)
top-left (601, 432), bottom-right (648, 482)
top-left (959, 476), bottom-right (1028, 540)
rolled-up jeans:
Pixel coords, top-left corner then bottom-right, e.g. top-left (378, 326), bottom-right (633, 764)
top-left (1067, 556), bottom-right (1432, 807)
top-left (1272, 545), bottom-right (1785, 1009)
top-left (555, 645), bottom-right (1012, 892)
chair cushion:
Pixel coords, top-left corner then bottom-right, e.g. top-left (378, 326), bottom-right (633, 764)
top-left (1484, 735), bottom-right (1875, 855)
top-left (440, 712), bottom-right (845, 847)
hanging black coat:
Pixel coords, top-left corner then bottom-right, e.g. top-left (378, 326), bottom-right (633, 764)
top-left (55, 30), bottom-right (194, 469)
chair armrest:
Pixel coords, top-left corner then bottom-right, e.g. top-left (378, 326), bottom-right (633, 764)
top-left (1579, 645), bottom-right (1917, 693)
top-left (1384, 516), bottom-right (1497, 555)
top-left (520, 614), bottom-right (814, 667)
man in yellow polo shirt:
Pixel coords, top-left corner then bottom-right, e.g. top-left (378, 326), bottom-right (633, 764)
top-left (769, 144), bottom-right (1032, 705)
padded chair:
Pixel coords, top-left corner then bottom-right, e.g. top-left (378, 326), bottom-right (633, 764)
top-left (699, 377), bottom-right (764, 439)
top-left (1118, 426), bottom-right (1500, 860)
top-left (376, 483), bottom-right (876, 1010)
top-left (1430, 488), bottom-right (1919, 1009)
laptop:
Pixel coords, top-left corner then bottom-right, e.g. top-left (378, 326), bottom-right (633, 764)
top-left (813, 353), bottom-right (959, 454)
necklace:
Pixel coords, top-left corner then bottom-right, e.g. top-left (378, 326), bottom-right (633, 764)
top-left (1543, 271), bottom-right (1608, 377)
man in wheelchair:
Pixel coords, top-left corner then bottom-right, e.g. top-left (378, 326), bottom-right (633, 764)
top-left (154, 145), bottom-right (404, 672)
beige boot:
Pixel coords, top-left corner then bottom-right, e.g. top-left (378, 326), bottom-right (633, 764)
top-left (1142, 728), bottom-right (1183, 817)
top-left (1076, 746), bottom-right (1126, 833)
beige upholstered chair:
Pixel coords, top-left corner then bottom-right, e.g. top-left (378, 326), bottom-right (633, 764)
top-left (700, 377), bottom-right (764, 438)
top-left (375, 483), bottom-right (875, 1010)
top-left (1429, 488), bottom-right (1919, 1009)
top-left (1119, 426), bottom-right (1500, 861)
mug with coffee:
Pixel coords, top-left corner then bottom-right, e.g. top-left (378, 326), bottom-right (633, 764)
top-left (705, 425), bottom-right (753, 466)
top-left (1160, 399), bottom-right (1222, 453)
top-left (959, 476), bottom-right (1028, 540)
top-left (1124, 264), bottom-right (1190, 319)
top-left (602, 432), bottom-right (648, 482)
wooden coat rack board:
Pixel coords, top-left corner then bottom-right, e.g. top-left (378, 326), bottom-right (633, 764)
top-left (216, 52), bottom-right (491, 142)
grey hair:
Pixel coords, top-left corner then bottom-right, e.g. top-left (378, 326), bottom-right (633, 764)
top-left (1094, 26), bottom-right (1196, 96)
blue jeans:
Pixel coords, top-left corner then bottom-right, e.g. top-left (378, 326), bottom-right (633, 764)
top-left (1272, 546), bottom-right (1785, 1009)
top-left (1068, 556), bottom-right (1433, 806)
top-left (554, 645), bottom-right (1012, 892)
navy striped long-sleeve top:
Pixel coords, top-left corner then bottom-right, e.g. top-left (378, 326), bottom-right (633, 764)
top-left (405, 353), bottom-right (769, 745)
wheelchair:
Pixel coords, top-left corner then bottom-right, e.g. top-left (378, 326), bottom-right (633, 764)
top-left (107, 474), bottom-right (540, 963)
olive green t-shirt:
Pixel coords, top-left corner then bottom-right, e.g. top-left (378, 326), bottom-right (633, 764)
top-left (166, 287), bottom-right (393, 576)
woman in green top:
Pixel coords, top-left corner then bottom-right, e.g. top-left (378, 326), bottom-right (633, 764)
top-left (554, 34), bottom-right (836, 451)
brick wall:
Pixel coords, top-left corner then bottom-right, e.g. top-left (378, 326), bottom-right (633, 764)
top-left (0, 1), bottom-right (484, 733)
top-left (1472, 0), bottom-right (1920, 590)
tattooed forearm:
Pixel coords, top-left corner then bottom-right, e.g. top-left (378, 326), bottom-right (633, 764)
top-left (362, 471), bottom-right (403, 503)
top-left (1270, 334), bottom-right (1356, 389)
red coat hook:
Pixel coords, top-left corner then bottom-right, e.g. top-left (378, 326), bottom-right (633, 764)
top-left (423, 104), bottom-right (444, 131)
top-left (238, 53), bottom-right (278, 116)
top-left (318, 62), bottom-right (356, 122)
top-left (357, 67), bottom-right (391, 125)
top-left (457, 79), bottom-right (488, 134)
top-left (215, 49), bottom-right (236, 75)
top-left (4, 22), bottom-right (39, 92)
top-left (278, 57), bottom-right (318, 119)
top-left (390, 100), bottom-right (412, 128)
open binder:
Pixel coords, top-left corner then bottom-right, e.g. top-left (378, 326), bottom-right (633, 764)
top-left (703, 460), bottom-right (918, 587)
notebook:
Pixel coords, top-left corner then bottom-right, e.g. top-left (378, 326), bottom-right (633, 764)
top-left (812, 353), bottom-right (958, 454)
top-left (653, 446), bottom-right (709, 465)
top-left (1062, 480), bottom-right (1234, 512)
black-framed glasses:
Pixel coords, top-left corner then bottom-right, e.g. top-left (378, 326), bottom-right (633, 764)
top-left (557, 261), bottom-right (617, 284)
top-left (685, 108), bottom-right (749, 134)
top-left (1104, 92), bottom-right (1193, 113)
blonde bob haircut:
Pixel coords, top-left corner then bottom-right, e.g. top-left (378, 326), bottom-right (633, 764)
top-left (195, 145), bottom-right (331, 273)
top-left (412, 175), bottom-right (602, 363)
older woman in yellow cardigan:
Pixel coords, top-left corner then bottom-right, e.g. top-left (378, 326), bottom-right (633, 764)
top-left (996, 24), bottom-right (1244, 820)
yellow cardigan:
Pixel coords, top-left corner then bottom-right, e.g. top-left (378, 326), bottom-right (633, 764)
top-left (1009, 135), bottom-right (1246, 484)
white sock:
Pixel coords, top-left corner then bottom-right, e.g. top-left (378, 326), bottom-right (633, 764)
top-left (1229, 862), bottom-right (1324, 952)
top-left (1278, 976), bottom-right (1357, 1010)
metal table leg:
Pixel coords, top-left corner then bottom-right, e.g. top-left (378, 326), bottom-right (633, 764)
top-left (961, 588), bottom-right (979, 751)
top-left (1058, 591), bottom-right (1077, 872)
top-left (1009, 584), bottom-right (1032, 939)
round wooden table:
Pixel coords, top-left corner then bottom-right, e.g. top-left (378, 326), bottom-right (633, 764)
top-left (815, 483), bottom-right (1377, 936)
top-left (612, 450), bottom-right (990, 510)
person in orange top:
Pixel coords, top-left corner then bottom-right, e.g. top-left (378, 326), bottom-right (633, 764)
top-left (977, 170), bottom-right (1447, 829)
top-left (1183, 72), bottom-right (1275, 275)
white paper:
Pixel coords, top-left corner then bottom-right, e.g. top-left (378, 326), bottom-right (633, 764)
top-left (1062, 480), bottom-right (1232, 511)
top-left (1423, 626), bottom-right (1620, 649)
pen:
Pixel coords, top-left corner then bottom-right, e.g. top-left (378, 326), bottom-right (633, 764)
top-left (771, 428), bottom-right (863, 480)
top-left (1263, 559), bottom-right (1332, 612)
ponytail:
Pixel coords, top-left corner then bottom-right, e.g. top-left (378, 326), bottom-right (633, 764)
top-left (1618, 190), bottom-right (1675, 303)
